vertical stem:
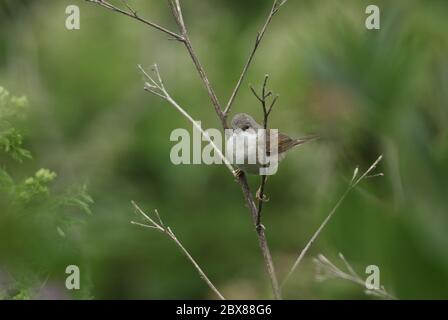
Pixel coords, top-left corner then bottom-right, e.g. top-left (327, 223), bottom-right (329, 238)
top-left (169, 0), bottom-right (283, 299)
top-left (239, 174), bottom-right (282, 299)
top-left (167, 228), bottom-right (226, 300)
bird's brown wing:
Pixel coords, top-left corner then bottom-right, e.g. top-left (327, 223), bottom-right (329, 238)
top-left (266, 130), bottom-right (318, 155)
top-left (265, 130), bottom-right (297, 155)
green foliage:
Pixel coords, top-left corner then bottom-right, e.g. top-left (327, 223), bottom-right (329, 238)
top-left (18, 168), bottom-right (57, 202)
top-left (0, 167), bottom-right (13, 189)
top-left (0, 87), bottom-right (93, 213)
top-left (11, 289), bottom-right (32, 300)
top-left (59, 184), bottom-right (94, 216)
top-left (1, 0), bottom-right (448, 299)
top-left (0, 86), bottom-right (31, 162)
top-left (0, 86), bottom-right (93, 299)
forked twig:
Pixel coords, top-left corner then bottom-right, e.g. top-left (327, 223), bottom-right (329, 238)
top-left (314, 253), bottom-right (396, 300)
top-left (138, 64), bottom-right (236, 176)
top-left (87, 0), bottom-right (287, 300)
top-left (282, 155), bottom-right (384, 287)
top-left (250, 75), bottom-right (279, 228)
top-left (131, 201), bottom-right (225, 300)
top-left (224, 0), bottom-right (288, 118)
top-left (85, 0), bottom-right (184, 41)
top-left (246, 75), bottom-right (283, 299)
top-left (167, 0), bottom-right (226, 128)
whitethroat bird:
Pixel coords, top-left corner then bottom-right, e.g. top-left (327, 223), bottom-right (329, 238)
top-left (226, 113), bottom-right (318, 175)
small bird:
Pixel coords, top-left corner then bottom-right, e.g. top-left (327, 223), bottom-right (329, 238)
top-left (226, 113), bottom-right (317, 175)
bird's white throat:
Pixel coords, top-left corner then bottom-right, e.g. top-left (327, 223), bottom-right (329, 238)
top-left (169, 121), bottom-right (280, 175)
top-left (225, 129), bottom-right (280, 175)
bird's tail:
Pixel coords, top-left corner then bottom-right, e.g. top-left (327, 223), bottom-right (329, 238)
top-left (293, 134), bottom-right (320, 147)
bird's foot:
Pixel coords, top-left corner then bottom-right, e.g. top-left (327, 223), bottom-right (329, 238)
top-left (233, 168), bottom-right (244, 179)
top-left (256, 223), bottom-right (266, 232)
top-left (256, 188), bottom-right (270, 202)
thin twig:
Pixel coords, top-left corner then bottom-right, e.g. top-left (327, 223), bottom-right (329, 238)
top-left (88, 0), bottom-right (285, 300)
top-left (223, 0), bottom-right (288, 118)
top-left (237, 173), bottom-right (282, 299)
top-left (339, 252), bottom-right (361, 279)
top-left (250, 75), bottom-right (279, 228)
top-left (138, 64), bottom-right (236, 176)
top-left (131, 201), bottom-right (225, 300)
top-left (138, 64), bottom-right (281, 298)
top-left (168, 0), bottom-right (226, 128)
top-left (120, 0), bottom-right (136, 15)
top-left (244, 75), bottom-right (283, 299)
top-left (282, 155), bottom-right (384, 287)
top-left (85, 0), bottom-right (184, 41)
top-left (257, 176), bottom-right (268, 228)
top-left (314, 253), bottom-right (397, 300)
top-left (167, 0), bottom-right (282, 299)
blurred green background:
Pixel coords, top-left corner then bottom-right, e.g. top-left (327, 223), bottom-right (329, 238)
top-left (0, 0), bottom-right (447, 299)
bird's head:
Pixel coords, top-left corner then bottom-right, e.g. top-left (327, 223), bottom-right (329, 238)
top-left (231, 113), bottom-right (261, 131)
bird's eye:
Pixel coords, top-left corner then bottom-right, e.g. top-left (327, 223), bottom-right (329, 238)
top-left (242, 125), bottom-right (249, 131)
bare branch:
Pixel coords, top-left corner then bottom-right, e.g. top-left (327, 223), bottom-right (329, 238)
top-left (249, 85), bottom-right (263, 103)
top-left (154, 209), bottom-right (165, 228)
top-left (246, 76), bottom-right (282, 299)
top-left (131, 201), bottom-right (225, 300)
top-left (282, 155), bottom-right (384, 287)
top-left (120, 0), bottom-right (136, 15)
top-left (267, 95), bottom-right (279, 117)
top-left (138, 65), bottom-right (236, 176)
top-left (339, 252), bottom-right (361, 279)
top-left (85, 0), bottom-right (184, 41)
top-left (88, 0), bottom-right (282, 300)
top-left (168, 0), bottom-right (226, 128)
top-left (223, 0), bottom-right (288, 117)
top-left (237, 173), bottom-right (282, 299)
top-left (130, 221), bottom-right (162, 231)
top-left (314, 253), bottom-right (397, 300)
top-left (353, 155), bottom-right (383, 186)
top-left (251, 75), bottom-right (278, 228)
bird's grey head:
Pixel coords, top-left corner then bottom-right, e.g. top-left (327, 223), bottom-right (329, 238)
top-left (231, 113), bottom-right (261, 131)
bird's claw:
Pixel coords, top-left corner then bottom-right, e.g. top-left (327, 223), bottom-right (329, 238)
top-left (256, 188), bottom-right (270, 202)
top-left (234, 168), bottom-right (244, 179)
